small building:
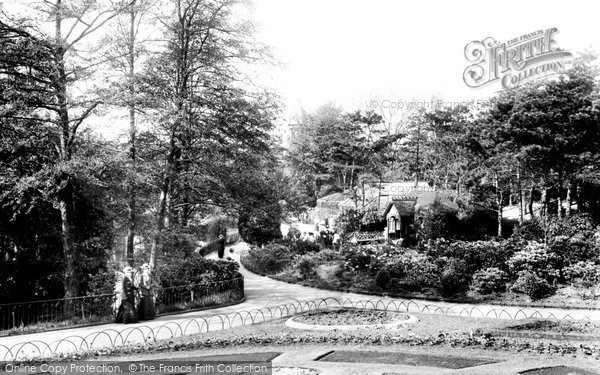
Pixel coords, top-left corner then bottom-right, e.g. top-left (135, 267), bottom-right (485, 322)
top-left (382, 191), bottom-right (459, 241)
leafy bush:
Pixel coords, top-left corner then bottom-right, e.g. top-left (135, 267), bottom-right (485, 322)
top-left (296, 255), bottom-right (317, 280)
top-left (506, 241), bottom-right (561, 281)
top-left (395, 253), bottom-right (439, 290)
top-left (426, 239), bottom-right (509, 274)
top-left (289, 239), bottom-right (321, 255)
top-left (471, 267), bottom-right (508, 294)
top-left (246, 243), bottom-right (292, 274)
top-left (156, 256), bottom-right (240, 288)
top-left (563, 261), bottom-right (600, 288)
top-left (511, 271), bottom-right (555, 300)
top-left (238, 207), bottom-right (282, 246)
top-left (375, 268), bottom-right (391, 289)
top-left (340, 244), bottom-right (395, 274)
top-left (337, 208), bottom-right (383, 234)
top-left (414, 209), bottom-right (459, 244)
top-left (439, 258), bottom-right (469, 296)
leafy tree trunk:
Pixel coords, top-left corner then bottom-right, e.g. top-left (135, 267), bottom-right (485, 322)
top-left (125, 1), bottom-right (137, 267)
top-left (494, 172), bottom-right (503, 237)
top-left (149, 143), bottom-right (173, 273)
top-left (566, 182), bottom-right (572, 216)
top-left (541, 185), bottom-right (548, 218)
top-left (517, 167), bottom-right (524, 225)
top-left (528, 184), bottom-right (535, 218)
top-left (55, 2), bottom-right (78, 298)
top-left (557, 170), bottom-right (563, 219)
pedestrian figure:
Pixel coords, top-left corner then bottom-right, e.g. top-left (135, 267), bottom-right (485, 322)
top-left (136, 263), bottom-right (155, 320)
top-left (116, 266), bottom-right (137, 324)
top-left (217, 234), bottom-right (225, 259)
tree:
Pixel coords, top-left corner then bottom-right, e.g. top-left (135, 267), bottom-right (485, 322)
top-left (0, 1), bottom-right (131, 297)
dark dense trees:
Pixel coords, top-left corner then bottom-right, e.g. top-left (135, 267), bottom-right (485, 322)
top-left (0, 0), bottom-right (280, 301)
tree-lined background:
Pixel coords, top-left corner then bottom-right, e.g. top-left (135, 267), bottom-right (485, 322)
top-left (2, 0), bottom-right (600, 305)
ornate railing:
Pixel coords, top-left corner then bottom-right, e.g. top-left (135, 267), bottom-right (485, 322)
top-left (0, 277), bottom-right (244, 335)
top-left (0, 296), bottom-right (596, 361)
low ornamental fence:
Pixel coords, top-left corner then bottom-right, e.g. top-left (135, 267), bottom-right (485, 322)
top-left (0, 296), bottom-right (596, 361)
top-left (0, 277), bottom-right (244, 335)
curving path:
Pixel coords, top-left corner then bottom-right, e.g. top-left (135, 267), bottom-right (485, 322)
top-left (1, 241), bottom-right (600, 361)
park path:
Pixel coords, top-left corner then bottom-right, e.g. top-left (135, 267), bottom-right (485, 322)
top-left (1, 241), bottom-right (600, 361)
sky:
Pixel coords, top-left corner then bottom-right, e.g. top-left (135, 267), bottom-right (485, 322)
top-left (2, 0), bottom-right (600, 136)
top-left (251, 0), bottom-right (600, 114)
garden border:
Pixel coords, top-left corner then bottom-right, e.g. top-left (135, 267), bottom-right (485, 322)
top-left (240, 250), bottom-right (600, 311)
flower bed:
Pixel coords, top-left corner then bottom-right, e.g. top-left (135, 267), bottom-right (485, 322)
top-left (286, 308), bottom-right (418, 331)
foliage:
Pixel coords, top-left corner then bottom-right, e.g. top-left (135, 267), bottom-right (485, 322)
top-left (426, 239), bottom-right (511, 274)
top-left (414, 209), bottom-right (458, 244)
top-left (288, 239), bottom-right (321, 255)
top-left (563, 261), bottom-right (600, 288)
top-left (506, 241), bottom-right (561, 281)
top-left (471, 267), bottom-right (508, 295)
top-left (156, 256), bottom-right (240, 288)
top-left (207, 217), bottom-right (228, 242)
top-left (246, 243), bottom-right (292, 274)
top-left (438, 258), bottom-right (470, 296)
top-left (238, 204), bottom-right (282, 246)
top-left (395, 253), bottom-right (439, 290)
top-left (510, 271), bottom-right (555, 300)
top-left (296, 255), bottom-right (317, 280)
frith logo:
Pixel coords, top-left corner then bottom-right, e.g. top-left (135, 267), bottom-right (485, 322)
top-left (463, 28), bottom-right (572, 89)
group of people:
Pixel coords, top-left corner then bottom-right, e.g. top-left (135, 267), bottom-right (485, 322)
top-left (115, 263), bottom-right (156, 324)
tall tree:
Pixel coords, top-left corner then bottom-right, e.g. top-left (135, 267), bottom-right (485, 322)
top-left (0, 1), bottom-right (130, 297)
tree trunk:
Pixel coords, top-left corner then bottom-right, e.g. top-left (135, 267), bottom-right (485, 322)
top-left (55, 1), bottom-right (78, 297)
top-left (517, 168), bottom-right (524, 225)
top-left (125, 1), bottom-right (137, 267)
top-left (557, 171), bottom-right (563, 219)
top-left (58, 177), bottom-right (79, 298)
top-left (541, 186), bottom-right (548, 218)
top-left (149, 131), bottom-right (176, 273)
top-left (494, 172), bottom-right (503, 238)
top-left (566, 183), bottom-right (572, 217)
top-left (528, 185), bottom-right (535, 218)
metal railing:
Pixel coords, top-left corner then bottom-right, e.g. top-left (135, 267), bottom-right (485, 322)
top-left (0, 277), bottom-right (244, 335)
top-left (0, 296), bottom-right (596, 361)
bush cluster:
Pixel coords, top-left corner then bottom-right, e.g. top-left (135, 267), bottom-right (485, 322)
top-left (510, 271), bottom-right (555, 300)
top-left (471, 267), bottom-right (508, 295)
top-left (563, 261), bottom-right (600, 288)
top-left (246, 243), bottom-right (292, 274)
top-left (157, 256), bottom-right (240, 288)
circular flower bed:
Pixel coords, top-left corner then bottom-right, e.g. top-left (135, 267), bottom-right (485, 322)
top-left (285, 308), bottom-right (418, 331)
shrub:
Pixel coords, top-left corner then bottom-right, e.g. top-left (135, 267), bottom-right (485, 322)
top-left (427, 239), bottom-right (508, 274)
top-left (511, 271), bottom-right (555, 300)
top-left (396, 253), bottom-right (439, 289)
top-left (414, 209), bottom-right (459, 245)
top-left (246, 243), bottom-right (292, 274)
top-left (471, 267), bottom-right (508, 294)
top-left (296, 255), bottom-right (317, 280)
top-left (238, 206), bottom-right (282, 246)
top-left (506, 241), bottom-right (561, 281)
top-left (563, 261), bottom-right (600, 288)
top-left (439, 258), bottom-right (469, 296)
top-left (156, 256), bottom-right (240, 288)
top-left (289, 239), bottom-right (321, 255)
top-left (375, 268), bottom-right (391, 289)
